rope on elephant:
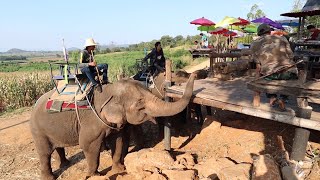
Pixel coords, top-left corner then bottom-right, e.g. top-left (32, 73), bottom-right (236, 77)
top-left (74, 76), bottom-right (122, 130)
top-left (149, 76), bottom-right (164, 98)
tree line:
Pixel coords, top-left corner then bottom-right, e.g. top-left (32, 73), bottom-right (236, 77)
top-left (0, 56), bottom-right (27, 61)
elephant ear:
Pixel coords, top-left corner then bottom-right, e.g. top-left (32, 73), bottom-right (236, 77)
top-left (99, 96), bottom-right (126, 125)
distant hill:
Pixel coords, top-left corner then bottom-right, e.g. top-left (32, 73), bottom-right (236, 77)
top-left (6, 48), bottom-right (28, 53)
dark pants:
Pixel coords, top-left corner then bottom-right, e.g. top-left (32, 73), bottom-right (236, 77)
top-left (265, 71), bottom-right (298, 100)
top-left (81, 64), bottom-right (108, 86)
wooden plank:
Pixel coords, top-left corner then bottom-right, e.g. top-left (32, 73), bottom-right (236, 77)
top-left (251, 79), bottom-right (320, 90)
top-left (166, 92), bottom-right (320, 131)
top-left (247, 82), bottom-right (320, 100)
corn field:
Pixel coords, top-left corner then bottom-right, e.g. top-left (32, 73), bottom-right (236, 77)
top-left (0, 72), bottom-right (53, 112)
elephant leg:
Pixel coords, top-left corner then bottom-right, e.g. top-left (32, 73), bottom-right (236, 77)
top-left (195, 104), bottom-right (204, 125)
top-left (111, 131), bottom-right (125, 173)
top-left (80, 132), bottom-right (105, 177)
top-left (157, 117), bottom-right (164, 140)
top-left (55, 147), bottom-right (70, 169)
top-left (206, 106), bottom-right (212, 116)
top-left (33, 135), bottom-right (55, 180)
top-left (130, 125), bottom-right (144, 152)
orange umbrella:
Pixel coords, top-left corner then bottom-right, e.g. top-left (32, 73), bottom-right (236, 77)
top-left (271, 31), bottom-right (288, 36)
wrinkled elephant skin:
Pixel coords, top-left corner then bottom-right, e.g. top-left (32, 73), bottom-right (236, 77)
top-left (30, 75), bottom-right (195, 180)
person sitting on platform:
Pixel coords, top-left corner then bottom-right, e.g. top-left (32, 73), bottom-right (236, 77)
top-left (200, 33), bottom-right (208, 48)
top-left (142, 41), bottom-right (166, 76)
top-left (251, 24), bottom-right (298, 111)
top-left (306, 25), bottom-right (320, 41)
top-left (79, 38), bottom-right (108, 93)
top-left (193, 41), bottom-right (201, 49)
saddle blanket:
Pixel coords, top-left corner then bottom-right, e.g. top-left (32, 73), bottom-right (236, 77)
top-left (46, 99), bottom-right (90, 112)
top-left (46, 77), bottom-right (92, 113)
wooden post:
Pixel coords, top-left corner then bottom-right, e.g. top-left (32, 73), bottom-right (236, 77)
top-left (208, 48), bottom-right (215, 78)
top-left (298, 17), bottom-right (302, 39)
top-left (253, 92), bottom-right (261, 107)
top-left (291, 65), bottom-right (312, 161)
top-left (164, 59), bottom-right (172, 151)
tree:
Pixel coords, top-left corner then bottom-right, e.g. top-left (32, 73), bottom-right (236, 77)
top-left (160, 35), bottom-right (173, 47)
top-left (292, 0), bottom-right (306, 12)
top-left (247, 4), bottom-right (266, 21)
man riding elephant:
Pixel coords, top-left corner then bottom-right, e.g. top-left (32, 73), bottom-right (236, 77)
top-left (143, 41), bottom-right (166, 76)
top-left (30, 73), bottom-right (196, 180)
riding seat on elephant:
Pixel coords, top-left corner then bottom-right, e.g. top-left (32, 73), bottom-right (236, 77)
top-left (30, 73), bottom-right (196, 180)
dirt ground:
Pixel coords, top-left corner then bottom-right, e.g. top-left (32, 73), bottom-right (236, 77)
top-left (0, 106), bottom-right (320, 180)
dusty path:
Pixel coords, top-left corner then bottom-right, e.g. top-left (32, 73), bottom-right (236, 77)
top-left (0, 107), bottom-right (319, 179)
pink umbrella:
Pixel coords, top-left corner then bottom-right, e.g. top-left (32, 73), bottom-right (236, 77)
top-left (190, 17), bottom-right (215, 26)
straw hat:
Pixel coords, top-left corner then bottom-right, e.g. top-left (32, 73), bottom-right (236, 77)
top-left (84, 38), bottom-right (98, 47)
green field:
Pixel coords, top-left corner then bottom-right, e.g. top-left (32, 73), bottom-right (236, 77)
top-left (0, 48), bottom-right (199, 81)
top-left (0, 48), bottom-right (207, 112)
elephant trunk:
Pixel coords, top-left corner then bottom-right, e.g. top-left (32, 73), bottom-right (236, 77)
top-left (145, 73), bottom-right (195, 117)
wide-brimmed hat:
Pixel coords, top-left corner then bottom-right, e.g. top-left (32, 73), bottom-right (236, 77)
top-left (257, 24), bottom-right (271, 36)
top-left (84, 38), bottom-right (98, 47)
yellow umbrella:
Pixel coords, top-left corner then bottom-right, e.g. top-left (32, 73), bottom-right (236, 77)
top-left (215, 16), bottom-right (240, 28)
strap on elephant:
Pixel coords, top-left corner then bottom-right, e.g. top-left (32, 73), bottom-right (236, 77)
top-left (74, 76), bottom-right (124, 131)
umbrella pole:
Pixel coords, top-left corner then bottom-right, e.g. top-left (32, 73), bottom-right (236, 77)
top-left (298, 17), bottom-right (302, 39)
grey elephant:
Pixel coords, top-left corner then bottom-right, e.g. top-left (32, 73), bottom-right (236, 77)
top-left (30, 73), bottom-right (195, 180)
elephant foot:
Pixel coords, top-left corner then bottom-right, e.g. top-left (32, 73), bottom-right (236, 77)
top-left (111, 163), bottom-right (125, 173)
top-left (85, 171), bottom-right (101, 179)
top-left (59, 159), bottom-right (70, 169)
top-left (41, 173), bottom-right (55, 180)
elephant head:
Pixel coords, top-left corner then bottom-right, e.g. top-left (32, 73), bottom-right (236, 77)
top-left (94, 73), bottom-right (196, 125)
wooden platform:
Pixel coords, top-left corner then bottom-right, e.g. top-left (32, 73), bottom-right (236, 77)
top-left (166, 77), bottom-right (320, 131)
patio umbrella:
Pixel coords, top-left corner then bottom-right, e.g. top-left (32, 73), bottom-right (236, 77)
top-left (252, 17), bottom-right (285, 30)
top-left (209, 27), bottom-right (229, 35)
top-left (197, 25), bottom-right (216, 32)
top-left (223, 31), bottom-right (237, 37)
top-left (242, 24), bottom-right (258, 33)
top-left (190, 17), bottom-right (215, 26)
top-left (271, 31), bottom-right (288, 36)
top-left (276, 19), bottom-right (300, 27)
top-left (231, 18), bottom-right (250, 26)
top-left (215, 16), bottom-right (239, 28)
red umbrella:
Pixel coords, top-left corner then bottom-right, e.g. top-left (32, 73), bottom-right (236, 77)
top-left (223, 31), bottom-right (237, 37)
top-left (190, 17), bottom-right (215, 26)
top-left (209, 27), bottom-right (228, 34)
top-left (231, 17), bottom-right (250, 26)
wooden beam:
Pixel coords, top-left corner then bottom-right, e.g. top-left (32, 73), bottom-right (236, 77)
top-left (164, 59), bottom-right (172, 151)
top-left (247, 82), bottom-right (320, 100)
top-left (166, 92), bottom-right (320, 131)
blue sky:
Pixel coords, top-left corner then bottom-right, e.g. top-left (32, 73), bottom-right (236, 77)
top-left (0, 0), bottom-right (295, 51)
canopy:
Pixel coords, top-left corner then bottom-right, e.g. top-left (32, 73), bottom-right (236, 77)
top-left (252, 17), bottom-right (285, 30)
top-left (190, 17), bottom-right (215, 26)
top-left (281, 0), bottom-right (320, 17)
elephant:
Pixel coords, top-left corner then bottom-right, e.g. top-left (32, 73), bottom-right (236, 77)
top-left (30, 73), bottom-right (195, 180)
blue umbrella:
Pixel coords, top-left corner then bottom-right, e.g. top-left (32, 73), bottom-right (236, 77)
top-left (252, 17), bottom-right (285, 30)
top-left (276, 19), bottom-right (300, 27)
